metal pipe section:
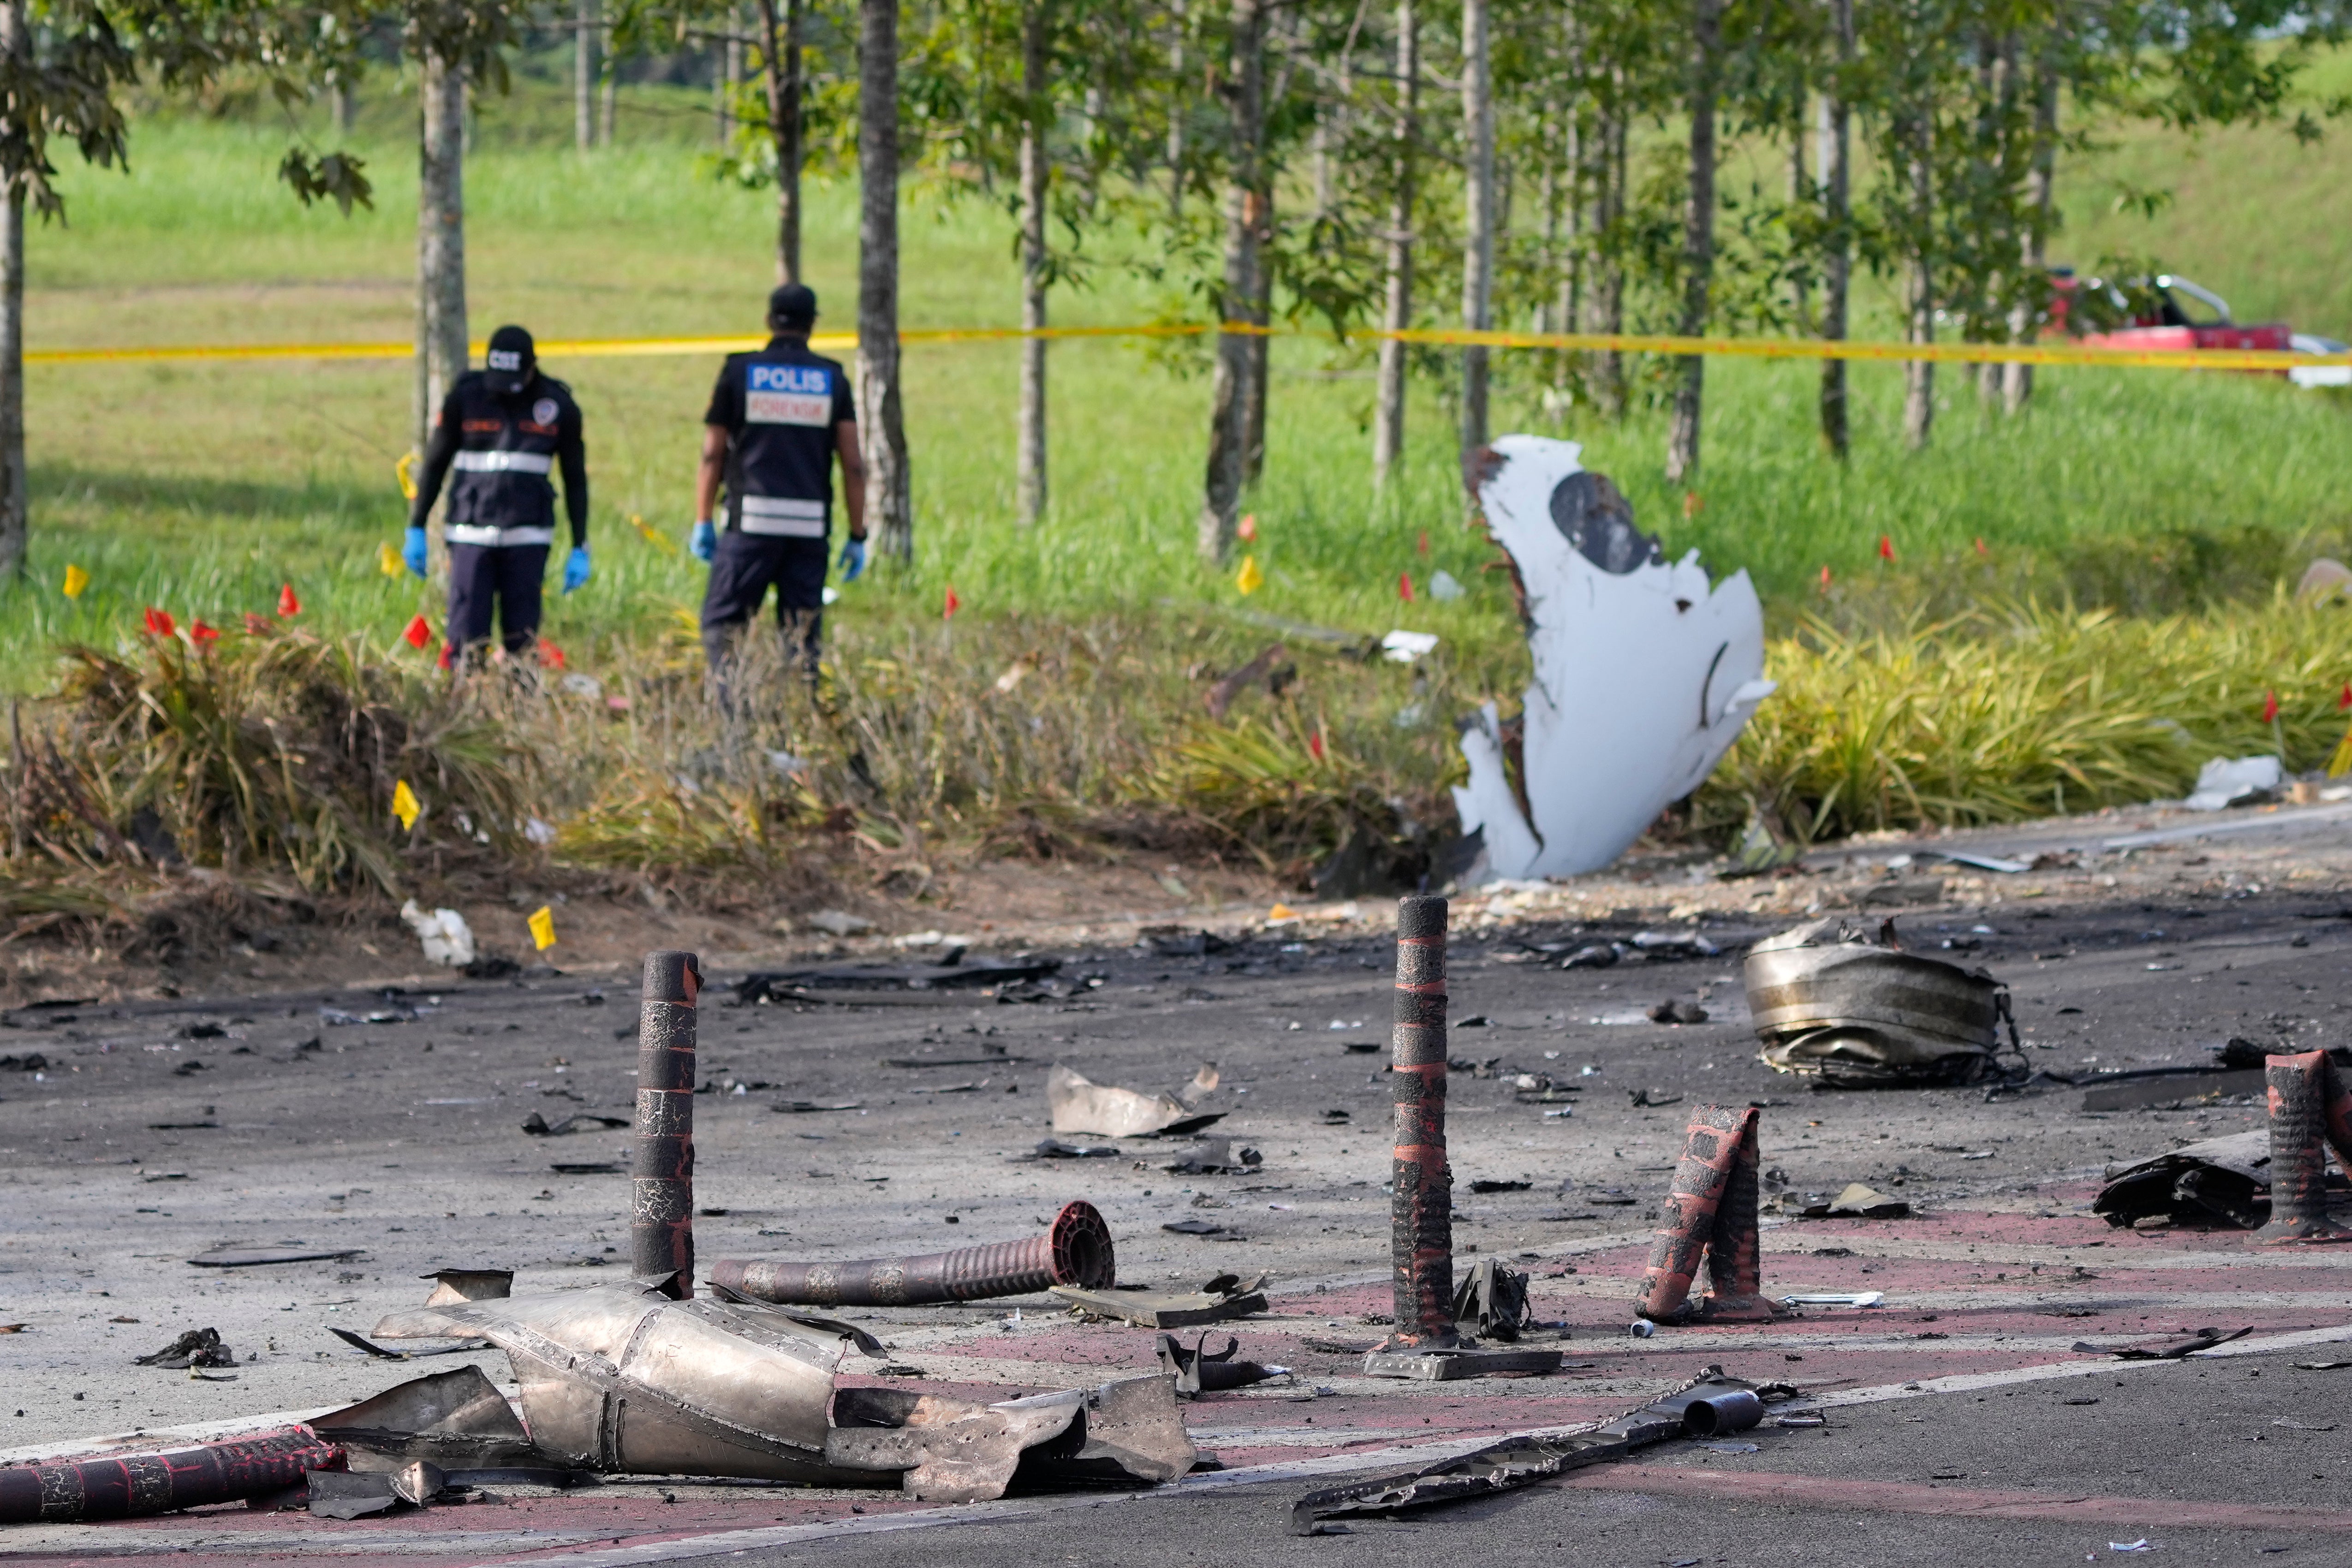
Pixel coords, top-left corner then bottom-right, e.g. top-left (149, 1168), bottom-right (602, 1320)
top-left (0, 1428), bottom-right (345, 1523)
top-left (707, 1200), bottom-right (1116, 1306)
top-left (2257, 1050), bottom-right (2352, 1244)
top-left (633, 950), bottom-right (702, 1296)
top-left (1636, 1103), bottom-right (1752, 1322)
top-left (1388, 895), bottom-right (1453, 1346)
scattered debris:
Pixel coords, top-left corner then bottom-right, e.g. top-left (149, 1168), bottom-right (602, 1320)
top-left (2078, 1068), bottom-right (2267, 1113)
top-left (372, 1270), bottom-right (510, 1340)
top-left (2095, 1128), bottom-right (2274, 1230)
top-left (1032, 1138), bottom-right (1120, 1159)
top-left (1205, 643), bottom-right (1293, 721)
top-left (2075, 1326), bottom-right (2253, 1360)
top-left (0, 1429), bottom-right (342, 1524)
top-left (1290, 1370), bottom-right (1777, 1533)
top-left (399, 900), bottom-right (476, 967)
top-left (133, 1327), bottom-right (236, 1368)
top-left (1781, 1291), bottom-right (1886, 1309)
top-left (1784, 1182), bottom-right (1911, 1220)
top-left (1162, 1218), bottom-right (1226, 1236)
top-left (1048, 1061), bottom-right (1223, 1139)
top-left (1647, 999), bottom-right (1709, 1025)
top-left (1451, 1258), bottom-right (1533, 1342)
top-left (773, 1100), bottom-right (863, 1114)
top-left (548, 1161), bottom-right (622, 1175)
top-left (1560, 944), bottom-right (1619, 970)
top-left (188, 1246), bottom-right (366, 1269)
top-left (708, 1200), bottom-right (1115, 1306)
top-left (1050, 1274), bottom-right (1269, 1328)
top-left (1628, 1087), bottom-right (1684, 1108)
top-left (824, 1374), bottom-right (1195, 1502)
top-left (2185, 755), bottom-right (2282, 811)
top-left (805, 910), bottom-right (875, 937)
top-left (1746, 917), bottom-right (2012, 1086)
top-left (1156, 1331), bottom-right (1288, 1395)
top-left (884, 1043), bottom-right (1027, 1068)
top-left (1466, 1179), bottom-right (1531, 1194)
top-left (521, 1111), bottom-right (631, 1137)
top-left (1161, 1136), bottom-right (1263, 1174)
top-left (1450, 439), bottom-right (1773, 882)
top-left (738, 958), bottom-right (1060, 1004)
top-left (312, 1365), bottom-right (560, 1468)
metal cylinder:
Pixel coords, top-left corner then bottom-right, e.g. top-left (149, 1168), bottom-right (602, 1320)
top-left (0, 1427), bottom-right (345, 1524)
top-left (1637, 1103), bottom-right (1752, 1323)
top-left (707, 1200), bottom-right (1116, 1306)
top-left (1701, 1107), bottom-right (1775, 1320)
top-left (1389, 895), bottom-right (1453, 1346)
top-left (1674, 1387), bottom-right (1764, 1437)
top-left (633, 950), bottom-right (701, 1296)
top-left (2258, 1051), bottom-right (2352, 1245)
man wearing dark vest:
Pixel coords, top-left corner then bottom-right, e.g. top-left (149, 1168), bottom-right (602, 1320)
top-left (404, 324), bottom-right (591, 664)
top-left (693, 282), bottom-right (865, 682)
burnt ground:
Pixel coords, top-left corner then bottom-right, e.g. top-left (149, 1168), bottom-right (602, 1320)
top-left (4, 795), bottom-right (2352, 1564)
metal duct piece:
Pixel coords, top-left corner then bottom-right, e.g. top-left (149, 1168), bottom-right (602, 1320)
top-left (1745, 918), bottom-right (2003, 1086)
top-left (0, 1428), bottom-right (345, 1524)
top-left (708, 1199), bottom-right (1116, 1306)
top-left (418, 1282), bottom-right (873, 1485)
top-left (312, 1365), bottom-right (557, 1472)
top-left (826, 1374), bottom-right (1195, 1502)
top-left (1047, 1062), bottom-right (1224, 1138)
top-left (634, 949), bottom-right (701, 1297)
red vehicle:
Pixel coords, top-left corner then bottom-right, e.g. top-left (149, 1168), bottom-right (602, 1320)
top-left (2044, 269), bottom-right (2348, 383)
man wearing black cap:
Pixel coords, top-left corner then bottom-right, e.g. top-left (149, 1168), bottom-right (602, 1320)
top-left (404, 324), bottom-right (592, 665)
top-left (693, 282), bottom-right (864, 683)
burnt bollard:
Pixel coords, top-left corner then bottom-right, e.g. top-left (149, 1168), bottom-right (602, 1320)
top-left (2257, 1050), bottom-right (2352, 1244)
top-left (1364, 896), bottom-right (1560, 1380)
top-left (1387, 894), bottom-right (1454, 1346)
top-left (1637, 1103), bottom-right (1778, 1323)
top-left (633, 950), bottom-right (702, 1295)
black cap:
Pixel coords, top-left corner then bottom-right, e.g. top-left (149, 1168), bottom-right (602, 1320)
top-left (484, 325), bottom-right (536, 393)
top-left (768, 284), bottom-right (817, 332)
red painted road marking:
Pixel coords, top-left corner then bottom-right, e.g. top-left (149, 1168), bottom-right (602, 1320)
top-left (1562, 1463), bottom-right (2352, 1533)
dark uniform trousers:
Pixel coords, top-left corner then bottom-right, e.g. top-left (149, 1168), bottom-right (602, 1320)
top-left (700, 532), bottom-right (828, 681)
top-left (447, 543), bottom-right (550, 658)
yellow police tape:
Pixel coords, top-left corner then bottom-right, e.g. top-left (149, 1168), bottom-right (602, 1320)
top-left (23, 322), bottom-right (2352, 373)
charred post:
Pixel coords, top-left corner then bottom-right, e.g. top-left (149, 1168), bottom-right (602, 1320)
top-left (1637, 1103), bottom-right (1753, 1322)
top-left (1388, 894), bottom-right (1454, 1346)
top-left (0, 1428), bottom-right (345, 1524)
top-left (2257, 1050), bottom-right (2352, 1245)
top-left (1700, 1107), bottom-right (1775, 1319)
top-left (633, 950), bottom-right (702, 1295)
top-left (708, 1200), bottom-right (1116, 1306)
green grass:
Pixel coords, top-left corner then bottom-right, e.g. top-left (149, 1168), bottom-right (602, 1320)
top-left (11, 69), bottom-right (2352, 881)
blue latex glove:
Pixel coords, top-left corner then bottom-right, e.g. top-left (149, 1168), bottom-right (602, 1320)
top-left (691, 520), bottom-right (717, 563)
top-left (402, 525), bottom-right (429, 578)
top-left (838, 537), bottom-right (867, 583)
top-left (562, 545), bottom-right (591, 594)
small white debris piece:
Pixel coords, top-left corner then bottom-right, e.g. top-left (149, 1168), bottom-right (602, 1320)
top-left (560, 673), bottom-right (604, 700)
top-left (807, 909), bottom-right (874, 937)
top-left (1380, 630), bottom-right (1439, 664)
top-left (1780, 1291), bottom-right (1885, 1308)
top-left (399, 900), bottom-right (476, 968)
top-left (2183, 755), bottom-right (2281, 811)
top-left (524, 817), bottom-right (557, 847)
top-left (1428, 570), bottom-right (1466, 601)
top-left (1451, 436), bottom-right (1772, 881)
top-left (766, 750), bottom-right (811, 778)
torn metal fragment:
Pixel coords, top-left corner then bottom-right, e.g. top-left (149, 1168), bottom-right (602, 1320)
top-left (1451, 1257), bottom-right (1532, 1341)
top-left (134, 1327), bottom-right (235, 1369)
top-left (522, 1111), bottom-right (631, 1136)
top-left (1745, 918), bottom-right (2008, 1087)
top-left (1048, 1061), bottom-right (1223, 1139)
top-left (2093, 1130), bottom-right (2272, 1230)
top-left (1155, 1331), bottom-right (1287, 1396)
top-left (827, 1374), bottom-right (1194, 1502)
top-left (709, 1200), bottom-right (1115, 1307)
top-left (1048, 1280), bottom-right (1269, 1329)
top-left (305, 1468), bottom-right (402, 1519)
top-left (312, 1364), bottom-right (559, 1470)
top-left (737, 959), bottom-right (1061, 1004)
top-left (187, 1246), bottom-right (364, 1269)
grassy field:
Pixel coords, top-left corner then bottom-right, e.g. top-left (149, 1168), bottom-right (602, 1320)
top-left (7, 64), bottom-right (2352, 885)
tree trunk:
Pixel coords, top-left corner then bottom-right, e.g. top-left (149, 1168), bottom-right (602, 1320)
top-left (1197, 0), bottom-right (1264, 563)
top-left (0, 181), bottom-right (23, 584)
top-left (757, 0), bottom-right (804, 283)
top-left (1457, 0), bottom-right (1493, 456)
top-left (2003, 38), bottom-right (2058, 415)
top-left (1017, 0), bottom-right (1051, 525)
top-left (1788, 78), bottom-right (1809, 329)
top-left (1819, 0), bottom-right (1852, 459)
top-left (1242, 180), bottom-right (1272, 486)
top-left (600, 21), bottom-right (618, 144)
top-left (416, 48), bottom-right (469, 458)
top-left (1664, 0), bottom-right (1721, 486)
top-left (1166, 0), bottom-right (1186, 224)
top-left (576, 0), bottom-right (596, 150)
top-left (331, 75), bottom-right (355, 135)
top-left (858, 0), bottom-right (913, 561)
top-left (1597, 96), bottom-right (1626, 414)
top-left (1370, 0), bottom-right (1416, 487)
top-left (1901, 102), bottom-right (1935, 451)
top-left (718, 7), bottom-right (742, 149)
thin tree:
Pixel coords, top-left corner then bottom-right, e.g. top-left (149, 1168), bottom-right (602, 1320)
top-left (1664, 0), bottom-right (1722, 485)
top-left (1370, 0), bottom-right (1417, 487)
top-left (1458, 0), bottom-right (1494, 455)
top-left (2002, 27), bottom-right (2058, 414)
top-left (1197, 0), bottom-right (1266, 564)
top-left (1818, 0), bottom-right (1852, 458)
top-left (416, 46), bottom-right (466, 452)
top-left (577, 0), bottom-right (598, 149)
top-left (859, 0), bottom-right (914, 561)
top-left (1017, 0), bottom-right (1053, 524)
top-left (758, 0), bottom-right (806, 281)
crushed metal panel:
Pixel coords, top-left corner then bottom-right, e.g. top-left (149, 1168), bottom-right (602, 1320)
top-left (311, 1365), bottom-right (551, 1472)
top-left (1745, 918), bottom-right (2004, 1085)
top-left (1451, 437), bottom-right (1773, 881)
top-left (2095, 1128), bottom-right (2272, 1229)
top-left (824, 1387), bottom-right (1083, 1503)
top-left (1048, 1061), bottom-right (1225, 1138)
top-left (1048, 1283), bottom-right (1268, 1329)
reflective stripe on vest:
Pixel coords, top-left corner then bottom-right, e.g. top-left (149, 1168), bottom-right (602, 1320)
top-left (446, 524), bottom-right (557, 548)
top-left (453, 450), bottom-right (554, 474)
top-left (738, 494), bottom-right (827, 538)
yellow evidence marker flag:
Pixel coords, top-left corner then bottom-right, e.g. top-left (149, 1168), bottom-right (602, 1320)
top-left (1236, 555), bottom-right (1264, 596)
top-left (379, 541), bottom-right (403, 577)
top-left (61, 564), bottom-right (89, 598)
top-left (528, 905), bottom-right (558, 950)
top-left (391, 779), bottom-right (422, 831)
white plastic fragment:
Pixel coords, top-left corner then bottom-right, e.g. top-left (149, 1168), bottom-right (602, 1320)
top-left (1779, 1291), bottom-right (1884, 1308)
top-left (807, 909), bottom-right (875, 937)
top-left (1451, 436), bottom-right (1773, 881)
top-left (1428, 570), bottom-right (1465, 601)
top-left (1381, 630), bottom-right (1440, 664)
top-left (524, 817), bottom-right (557, 847)
top-left (2183, 755), bottom-right (2281, 811)
top-left (399, 900), bottom-right (475, 968)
